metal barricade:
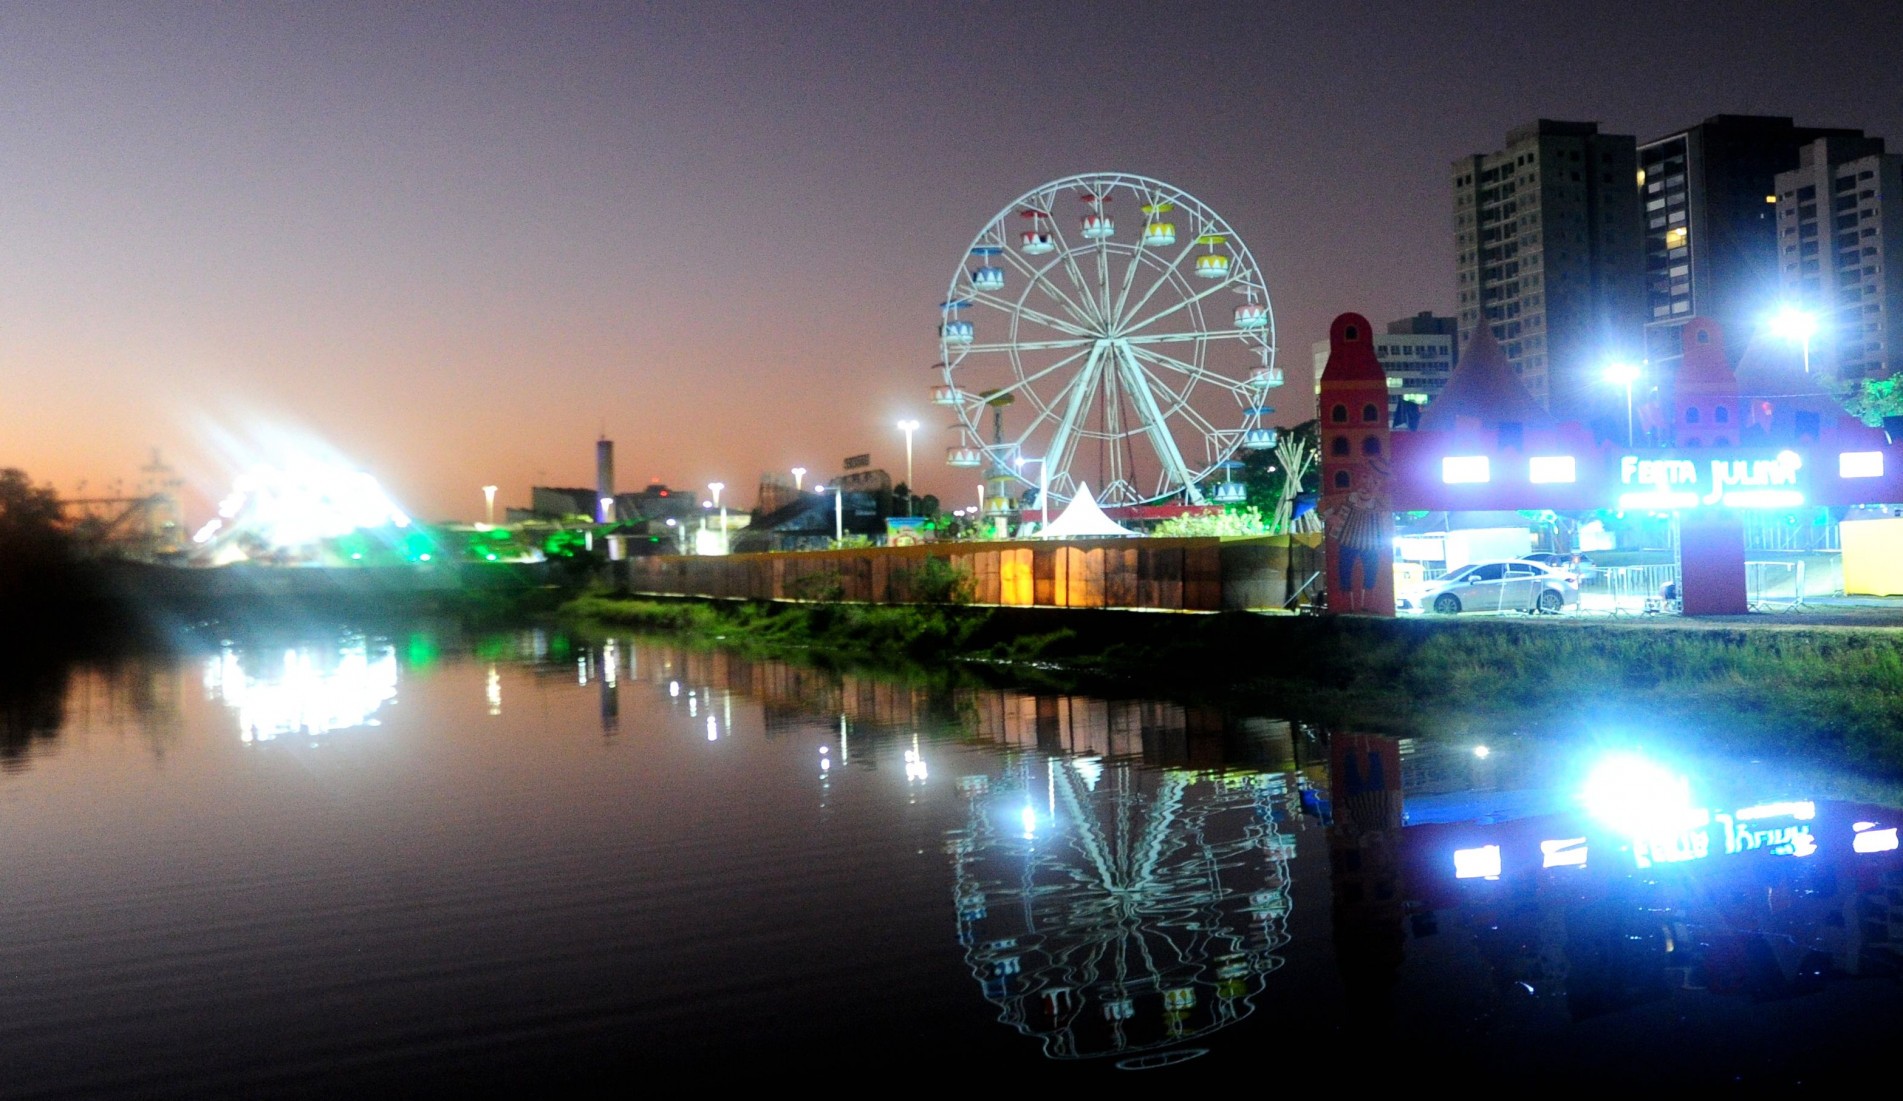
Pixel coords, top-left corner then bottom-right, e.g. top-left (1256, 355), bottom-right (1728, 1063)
top-left (1592, 564), bottom-right (1682, 615)
top-left (1746, 559), bottom-right (1808, 611)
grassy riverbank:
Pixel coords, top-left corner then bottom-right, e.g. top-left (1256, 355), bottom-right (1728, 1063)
top-left (563, 593), bottom-right (1903, 773)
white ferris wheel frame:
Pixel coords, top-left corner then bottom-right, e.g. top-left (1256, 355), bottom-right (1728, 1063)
top-left (940, 172), bottom-right (1277, 507)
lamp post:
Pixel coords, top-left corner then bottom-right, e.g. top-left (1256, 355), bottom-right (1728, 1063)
top-left (1604, 362), bottom-right (1640, 447)
top-left (833, 485), bottom-right (843, 542)
top-left (791, 467), bottom-right (806, 492)
top-left (1015, 456), bottom-right (1049, 529)
top-left (896, 419), bottom-right (918, 516)
top-left (1770, 305), bottom-right (1817, 374)
top-left (482, 485), bottom-right (498, 527)
top-left (708, 482), bottom-right (725, 554)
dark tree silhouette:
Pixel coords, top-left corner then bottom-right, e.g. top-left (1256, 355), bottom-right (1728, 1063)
top-left (0, 468), bottom-right (82, 615)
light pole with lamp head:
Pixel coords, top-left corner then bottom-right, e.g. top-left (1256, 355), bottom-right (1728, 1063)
top-left (707, 482), bottom-right (725, 554)
top-left (1770, 305), bottom-right (1818, 375)
top-left (1604, 362), bottom-right (1640, 447)
top-left (482, 485), bottom-right (498, 527)
top-left (895, 419), bottom-right (918, 516)
top-left (791, 467), bottom-right (806, 491)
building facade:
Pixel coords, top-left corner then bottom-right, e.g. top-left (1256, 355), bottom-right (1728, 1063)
top-left (1774, 135), bottom-right (1903, 384)
top-left (1637, 115), bottom-right (1869, 381)
top-left (1453, 120), bottom-right (1644, 427)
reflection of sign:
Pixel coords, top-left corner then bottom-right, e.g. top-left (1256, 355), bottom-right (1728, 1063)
top-left (843, 453), bottom-right (871, 470)
top-left (1617, 451), bottom-right (1805, 510)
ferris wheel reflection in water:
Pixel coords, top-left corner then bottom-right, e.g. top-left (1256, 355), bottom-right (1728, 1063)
top-left (946, 755), bottom-right (1295, 1065)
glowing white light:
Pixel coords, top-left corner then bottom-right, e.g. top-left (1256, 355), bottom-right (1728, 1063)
top-left (706, 716), bottom-right (718, 741)
top-left (1840, 451), bottom-right (1885, 478)
top-left (1071, 756), bottom-right (1104, 789)
top-left (1854, 821), bottom-right (1877, 831)
top-left (904, 747), bottom-right (929, 783)
top-left (1583, 754), bottom-right (1703, 839)
top-left (1442, 455), bottom-right (1491, 484)
top-left (208, 637), bottom-right (398, 741)
top-left (1020, 805), bottom-right (1038, 839)
top-left (669, 680), bottom-right (680, 698)
top-left (1453, 845), bottom-right (1502, 879)
top-left (1472, 745), bottom-right (1491, 760)
top-left (1528, 456), bottom-right (1576, 484)
top-left (1540, 838), bottom-right (1588, 868)
top-left (208, 461), bottom-right (412, 552)
top-left (486, 665), bottom-right (501, 716)
top-left (1854, 827), bottom-right (1899, 853)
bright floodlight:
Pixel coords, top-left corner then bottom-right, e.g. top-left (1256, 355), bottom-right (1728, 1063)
top-left (1769, 306), bottom-right (1818, 342)
top-left (1603, 362), bottom-right (1640, 385)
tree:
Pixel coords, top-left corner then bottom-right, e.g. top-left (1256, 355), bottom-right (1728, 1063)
top-left (0, 468), bottom-right (80, 612)
top-left (1841, 373), bottom-right (1903, 428)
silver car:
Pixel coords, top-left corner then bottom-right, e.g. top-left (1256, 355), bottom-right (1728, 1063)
top-left (1404, 559), bottom-right (1580, 615)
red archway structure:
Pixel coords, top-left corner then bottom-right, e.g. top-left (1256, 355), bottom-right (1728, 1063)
top-left (1319, 313), bottom-right (1903, 616)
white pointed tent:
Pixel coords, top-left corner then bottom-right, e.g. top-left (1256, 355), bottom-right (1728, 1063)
top-left (1034, 483), bottom-right (1140, 539)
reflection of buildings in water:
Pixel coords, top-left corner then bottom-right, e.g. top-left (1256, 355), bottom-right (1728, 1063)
top-left (946, 756), bottom-right (1296, 1062)
top-left (597, 641), bottom-right (619, 735)
top-left (205, 636), bottom-right (399, 742)
top-left (0, 663), bottom-right (72, 770)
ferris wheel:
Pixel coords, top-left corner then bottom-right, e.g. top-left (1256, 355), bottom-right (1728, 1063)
top-left (935, 172), bottom-right (1282, 508)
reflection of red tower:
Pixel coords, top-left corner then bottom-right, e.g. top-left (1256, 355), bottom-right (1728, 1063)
top-left (1318, 313), bottom-right (1395, 615)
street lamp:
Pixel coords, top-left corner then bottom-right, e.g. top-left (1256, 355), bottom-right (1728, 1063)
top-left (1769, 306), bottom-right (1818, 374)
top-left (1015, 456), bottom-right (1049, 530)
top-left (1604, 362), bottom-right (1640, 447)
top-left (708, 482), bottom-right (726, 554)
top-left (481, 485), bottom-right (498, 527)
top-left (896, 419), bottom-right (919, 515)
top-left (791, 467), bottom-right (806, 491)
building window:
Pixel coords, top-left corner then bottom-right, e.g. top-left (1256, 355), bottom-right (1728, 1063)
top-left (1362, 404), bottom-right (1380, 422)
top-left (1331, 436), bottom-right (1350, 456)
top-left (1331, 404), bottom-right (1348, 423)
top-left (1686, 407), bottom-right (1700, 424)
top-left (1362, 437), bottom-right (1382, 457)
top-left (1334, 471), bottom-right (1350, 489)
top-left (1715, 406), bottom-right (1729, 424)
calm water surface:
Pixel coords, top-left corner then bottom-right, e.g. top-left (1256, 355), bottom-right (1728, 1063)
top-left (3, 624), bottom-right (1901, 1093)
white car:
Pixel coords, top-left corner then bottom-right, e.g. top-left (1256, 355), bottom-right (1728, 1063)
top-left (1402, 560), bottom-right (1581, 615)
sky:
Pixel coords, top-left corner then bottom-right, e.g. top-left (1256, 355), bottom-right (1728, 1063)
top-left (4, 1), bottom-right (1901, 523)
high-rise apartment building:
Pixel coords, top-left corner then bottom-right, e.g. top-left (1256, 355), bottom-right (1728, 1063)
top-left (1309, 312), bottom-right (1457, 423)
top-left (1774, 135), bottom-right (1903, 383)
top-left (1453, 120), bottom-right (1644, 425)
top-left (1638, 116), bottom-right (1868, 379)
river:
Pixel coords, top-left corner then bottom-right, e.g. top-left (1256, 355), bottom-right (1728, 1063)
top-left (2, 620), bottom-right (1899, 1091)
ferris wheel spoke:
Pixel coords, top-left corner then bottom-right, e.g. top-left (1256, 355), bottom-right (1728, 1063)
top-left (968, 291), bottom-right (1094, 340)
top-left (1047, 344), bottom-right (1109, 495)
top-left (1042, 218), bottom-right (1108, 330)
top-left (1120, 276), bottom-right (1237, 338)
top-left (1125, 349), bottom-right (1224, 443)
top-left (966, 342), bottom-right (1096, 406)
top-left (1110, 237), bottom-right (1202, 330)
top-left (993, 248), bottom-right (1101, 330)
top-left (964, 336), bottom-right (1093, 354)
top-left (1122, 328), bottom-right (1255, 347)
top-left (1125, 342), bottom-right (1253, 398)
top-left (1111, 342), bottom-right (1201, 504)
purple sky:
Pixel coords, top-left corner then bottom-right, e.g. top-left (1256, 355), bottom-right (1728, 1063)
top-left (4, 1), bottom-right (1900, 521)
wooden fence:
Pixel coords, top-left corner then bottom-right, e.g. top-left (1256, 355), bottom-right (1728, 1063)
top-left (612, 534), bottom-right (1324, 612)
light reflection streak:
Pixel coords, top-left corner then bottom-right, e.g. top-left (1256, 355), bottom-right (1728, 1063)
top-left (205, 636), bottom-right (398, 742)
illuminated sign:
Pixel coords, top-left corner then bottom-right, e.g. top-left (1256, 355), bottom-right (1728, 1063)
top-left (1442, 455), bottom-right (1491, 484)
top-left (1528, 455), bottom-right (1576, 484)
top-left (1453, 844), bottom-right (1501, 879)
top-left (1617, 451), bottom-right (1805, 510)
top-left (1840, 451), bottom-right (1885, 479)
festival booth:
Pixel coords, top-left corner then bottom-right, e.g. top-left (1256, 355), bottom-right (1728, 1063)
top-left (1316, 312), bottom-right (1903, 617)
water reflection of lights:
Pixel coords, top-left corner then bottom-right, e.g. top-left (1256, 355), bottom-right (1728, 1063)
top-left (946, 757), bottom-right (1293, 1062)
top-left (485, 664), bottom-right (501, 716)
top-left (206, 637), bottom-right (399, 742)
top-left (706, 715), bottom-right (718, 741)
top-left (904, 734), bottom-right (928, 784)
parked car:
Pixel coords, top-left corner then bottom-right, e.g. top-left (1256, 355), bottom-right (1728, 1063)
top-left (1520, 551), bottom-right (1596, 584)
top-left (1402, 559), bottom-right (1581, 615)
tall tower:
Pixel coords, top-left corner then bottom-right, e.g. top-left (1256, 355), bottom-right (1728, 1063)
top-left (595, 437), bottom-right (615, 523)
top-left (1317, 313), bottom-right (1394, 616)
top-left (1453, 119), bottom-right (1644, 424)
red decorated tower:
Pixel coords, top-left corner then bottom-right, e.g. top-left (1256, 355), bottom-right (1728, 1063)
top-left (1318, 313), bottom-right (1395, 615)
